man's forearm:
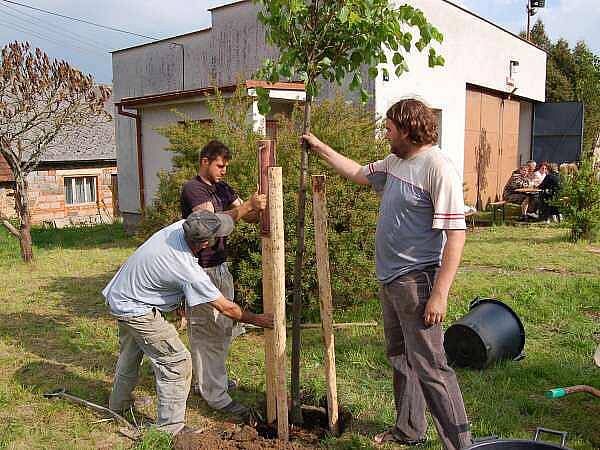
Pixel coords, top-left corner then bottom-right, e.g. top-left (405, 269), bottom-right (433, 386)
top-left (223, 200), bottom-right (253, 222)
top-left (316, 145), bottom-right (369, 185)
top-left (431, 230), bottom-right (466, 300)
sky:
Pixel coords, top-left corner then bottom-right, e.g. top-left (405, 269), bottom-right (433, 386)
top-left (0, 0), bottom-right (599, 85)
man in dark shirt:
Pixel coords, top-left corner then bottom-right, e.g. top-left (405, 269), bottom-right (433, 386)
top-left (180, 140), bottom-right (264, 416)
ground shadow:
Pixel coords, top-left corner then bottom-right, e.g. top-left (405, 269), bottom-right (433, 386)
top-left (14, 360), bottom-right (113, 406)
top-left (0, 311), bottom-right (116, 374)
top-left (43, 273), bottom-right (117, 321)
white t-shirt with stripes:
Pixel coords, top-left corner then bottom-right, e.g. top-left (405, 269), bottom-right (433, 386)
top-left (362, 146), bottom-right (466, 284)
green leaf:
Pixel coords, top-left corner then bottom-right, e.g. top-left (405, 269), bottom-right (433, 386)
top-left (339, 6), bottom-right (349, 23)
top-left (368, 66), bottom-right (378, 79)
top-left (359, 88), bottom-right (370, 103)
top-left (392, 52), bottom-right (404, 66)
top-left (349, 73), bottom-right (362, 91)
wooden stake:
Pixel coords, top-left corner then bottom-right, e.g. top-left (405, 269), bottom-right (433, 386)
top-left (312, 174), bottom-right (339, 436)
top-left (269, 167), bottom-right (289, 441)
top-left (259, 140), bottom-right (277, 424)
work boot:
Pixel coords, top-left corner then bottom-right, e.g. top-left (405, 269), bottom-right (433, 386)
top-left (219, 400), bottom-right (250, 420)
top-left (192, 379), bottom-right (238, 396)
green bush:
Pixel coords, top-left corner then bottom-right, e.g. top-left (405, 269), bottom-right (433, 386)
top-left (558, 153), bottom-right (600, 242)
top-left (137, 86), bottom-right (387, 317)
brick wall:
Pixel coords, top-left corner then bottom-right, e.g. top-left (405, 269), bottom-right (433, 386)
top-left (0, 154), bottom-right (13, 182)
top-left (0, 165), bottom-right (118, 226)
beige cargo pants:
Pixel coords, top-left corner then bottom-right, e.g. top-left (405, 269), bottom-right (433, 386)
top-left (109, 308), bottom-right (192, 435)
top-left (187, 262), bottom-right (241, 409)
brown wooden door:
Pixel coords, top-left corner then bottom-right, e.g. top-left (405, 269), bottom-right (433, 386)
top-left (464, 87), bottom-right (520, 209)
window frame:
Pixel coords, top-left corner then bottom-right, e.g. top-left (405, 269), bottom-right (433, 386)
top-left (64, 175), bottom-right (98, 206)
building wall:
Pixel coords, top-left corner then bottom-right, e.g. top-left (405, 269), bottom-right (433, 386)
top-left (113, 0), bottom-right (546, 217)
top-left (376, 0), bottom-right (546, 175)
top-left (112, 0), bottom-right (277, 216)
top-left (139, 101), bottom-right (212, 201)
top-left (0, 155), bottom-right (12, 182)
top-left (0, 165), bottom-right (117, 226)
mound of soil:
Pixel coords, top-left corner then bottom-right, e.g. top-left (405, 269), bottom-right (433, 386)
top-left (174, 423), bottom-right (316, 450)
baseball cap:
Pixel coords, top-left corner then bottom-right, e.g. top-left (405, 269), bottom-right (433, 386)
top-left (183, 210), bottom-right (234, 245)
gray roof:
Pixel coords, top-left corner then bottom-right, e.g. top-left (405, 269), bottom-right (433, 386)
top-left (41, 100), bottom-right (116, 163)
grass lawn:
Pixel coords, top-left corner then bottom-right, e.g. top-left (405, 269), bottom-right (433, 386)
top-left (0, 224), bottom-right (598, 449)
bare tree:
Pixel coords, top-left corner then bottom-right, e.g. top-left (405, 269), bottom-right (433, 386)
top-left (0, 41), bottom-right (110, 262)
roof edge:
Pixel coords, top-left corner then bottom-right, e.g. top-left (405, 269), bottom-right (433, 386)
top-left (111, 27), bottom-right (212, 54)
top-left (207, 0), bottom-right (250, 12)
top-left (117, 80), bottom-right (305, 107)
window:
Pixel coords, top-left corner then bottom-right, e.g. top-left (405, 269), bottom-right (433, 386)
top-left (64, 176), bottom-right (97, 205)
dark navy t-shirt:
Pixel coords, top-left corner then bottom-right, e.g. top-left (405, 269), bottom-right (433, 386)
top-left (180, 176), bottom-right (238, 267)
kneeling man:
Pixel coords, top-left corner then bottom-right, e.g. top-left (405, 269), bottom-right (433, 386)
top-left (103, 210), bottom-right (273, 435)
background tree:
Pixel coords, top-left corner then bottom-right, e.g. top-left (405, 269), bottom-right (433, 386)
top-left (252, 0), bottom-right (444, 423)
top-left (0, 42), bottom-right (110, 262)
top-left (527, 20), bottom-right (600, 151)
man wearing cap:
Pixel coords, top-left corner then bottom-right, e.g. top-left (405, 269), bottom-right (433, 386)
top-left (103, 210), bottom-right (273, 435)
top-left (180, 140), bottom-right (263, 416)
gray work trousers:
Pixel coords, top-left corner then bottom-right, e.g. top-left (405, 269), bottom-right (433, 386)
top-left (187, 262), bottom-right (239, 409)
top-left (109, 309), bottom-right (192, 435)
top-left (380, 267), bottom-right (472, 450)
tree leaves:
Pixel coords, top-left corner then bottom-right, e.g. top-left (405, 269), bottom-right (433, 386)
top-left (253, 0), bottom-right (444, 110)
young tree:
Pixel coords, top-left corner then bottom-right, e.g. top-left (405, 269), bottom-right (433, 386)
top-left (253, 0), bottom-right (444, 423)
top-left (0, 42), bottom-right (110, 262)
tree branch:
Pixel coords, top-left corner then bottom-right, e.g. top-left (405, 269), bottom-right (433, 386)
top-left (0, 212), bottom-right (20, 238)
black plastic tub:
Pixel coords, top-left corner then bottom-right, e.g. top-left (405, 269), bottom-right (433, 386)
top-left (444, 297), bottom-right (525, 369)
top-left (466, 440), bottom-right (571, 450)
top-left (466, 428), bottom-right (572, 450)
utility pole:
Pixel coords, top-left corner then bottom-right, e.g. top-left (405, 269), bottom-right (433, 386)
top-left (526, 0), bottom-right (546, 41)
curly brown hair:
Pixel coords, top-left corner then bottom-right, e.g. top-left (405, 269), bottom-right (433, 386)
top-left (386, 99), bottom-right (439, 146)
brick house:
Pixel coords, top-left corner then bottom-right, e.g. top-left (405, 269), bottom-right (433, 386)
top-left (0, 112), bottom-right (118, 227)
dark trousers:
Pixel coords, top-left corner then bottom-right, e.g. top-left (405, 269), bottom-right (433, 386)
top-left (380, 268), bottom-right (471, 450)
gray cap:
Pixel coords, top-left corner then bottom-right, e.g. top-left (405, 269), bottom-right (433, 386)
top-left (183, 210), bottom-right (234, 245)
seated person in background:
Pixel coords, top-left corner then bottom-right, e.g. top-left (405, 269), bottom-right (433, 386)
top-left (538, 163), bottom-right (561, 221)
top-left (531, 161), bottom-right (547, 186)
top-left (526, 160), bottom-right (538, 184)
top-left (503, 165), bottom-right (532, 220)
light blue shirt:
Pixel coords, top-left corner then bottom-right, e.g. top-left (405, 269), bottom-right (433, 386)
top-left (102, 220), bottom-right (222, 317)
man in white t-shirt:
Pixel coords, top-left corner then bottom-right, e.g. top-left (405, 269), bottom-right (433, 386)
top-left (102, 210), bottom-right (273, 435)
top-left (303, 98), bottom-right (471, 449)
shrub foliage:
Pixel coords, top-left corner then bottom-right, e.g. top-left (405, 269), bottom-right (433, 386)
top-left (136, 87), bottom-right (387, 315)
top-left (558, 154), bottom-right (600, 242)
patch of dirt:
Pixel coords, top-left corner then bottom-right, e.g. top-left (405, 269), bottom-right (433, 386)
top-left (587, 247), bottom-right (600, 255)
top-left (174, 423), bottom-right (314, 450)
top-left (174, 404), bottom-right (350, 450)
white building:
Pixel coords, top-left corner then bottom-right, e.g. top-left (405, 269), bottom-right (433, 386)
top-left (112, 0), bottom-right (546, 228)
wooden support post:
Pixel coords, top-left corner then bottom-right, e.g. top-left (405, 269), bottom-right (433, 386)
top-left (259, 140), bottom-right (277, 424)
top-left (312, 175), bottom-right (339, 436)
top-left (269, 166), bottom-right (289, 441)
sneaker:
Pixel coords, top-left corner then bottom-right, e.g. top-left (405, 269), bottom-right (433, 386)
top-left (373, 429), bottom-right (427, 446)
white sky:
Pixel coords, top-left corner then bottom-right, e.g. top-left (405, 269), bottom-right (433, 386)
top-left (0, 0), bottom-right (598, 84)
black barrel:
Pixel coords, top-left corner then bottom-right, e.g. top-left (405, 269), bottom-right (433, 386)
top-left (466, 439), bottom-right (571, 450)
top-left (444, 297), bottom-right (525, 369)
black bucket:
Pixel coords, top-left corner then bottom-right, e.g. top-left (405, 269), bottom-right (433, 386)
top-left (466, 428), bottom-right (572, 450)
top-left (444, 297), bottom-right (525, 369)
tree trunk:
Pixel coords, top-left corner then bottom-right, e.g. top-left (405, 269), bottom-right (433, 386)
top-left (14, 176), bottom-right (34, 262)
top-left (290, 94), bottom-right (312, 424)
